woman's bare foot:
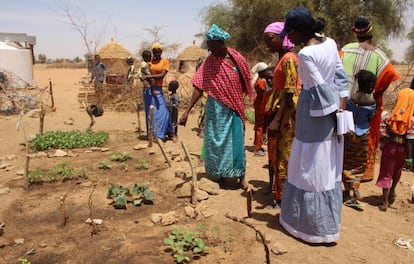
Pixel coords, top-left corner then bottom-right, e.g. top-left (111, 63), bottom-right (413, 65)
top-left (240, 178), bottom-right (250, 190)
top-left (389, 192), bottom-right (396, 205)
top-left (379, 203), bottom-right (388, 212)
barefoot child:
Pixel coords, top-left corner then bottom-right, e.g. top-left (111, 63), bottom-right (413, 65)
top-left (342, 70), bottom-right (377, 207)
top-left (376, 87), bottom-right (414, 211)
top-left (168, 80), bottom-right (180, 142)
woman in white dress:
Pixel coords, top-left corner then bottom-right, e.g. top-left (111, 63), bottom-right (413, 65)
top-left (278, 7), bottom-right (349, 244)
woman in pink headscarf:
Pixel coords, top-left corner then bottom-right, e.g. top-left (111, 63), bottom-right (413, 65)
top-left (262, 22), bottom-right (301, 206)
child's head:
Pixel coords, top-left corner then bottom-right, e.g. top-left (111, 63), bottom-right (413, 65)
top-left (259, 66), bottom-right (275, 88)
top-left (356, 70), bottom-right (376, 94)
top-left (142, 50), bottom-right (152, 62)
top-left (168, 80), bottom-right (179, 93)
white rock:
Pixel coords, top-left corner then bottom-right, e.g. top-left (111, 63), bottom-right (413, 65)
top-left (150, 213), bottom-right (162, 224)
top-left (36, 152), bottom-right (48, 158)
top-left (0, 163), bottom-right (12, 169)
top-left (14, 238), bottom-right (25, 245)
top-left (0, 187), bottom-right (11, 195)
top-left (100, 148), bottom-right (109, 152)
top-left (184, 206), bottom-right (196, 218)
top-left (133, 144), bottom-right (147, 150)
top-left (85, 218), bottom-right (103, 225)
top-left (5, 155), bottom-right (17, 161)
top-left (53, 149), bottom-right (67, 157)
top-left (196, 189), bottom-right (209, 201)
top-left (15, 170), bottom-right (24, 176)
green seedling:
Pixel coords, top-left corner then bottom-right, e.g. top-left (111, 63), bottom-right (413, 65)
top-left (135, 159), bottom-right (149, 170)
top-left (110, 151), bottom-right (132, 162)
top-left (28, 169), bottom-right (43, 184)
top-left (164, 226), bottom-right (209, 263)
top-left (31, 130), bottom-right (108, 150)
top-left (106, 184), bottom-right (131, 209)
top-left (132, 183), bottom-right (154, 206)
top-left (49, 162), bottom-right (74, 181)
top-left (98, 160), bottom-right (112, 170)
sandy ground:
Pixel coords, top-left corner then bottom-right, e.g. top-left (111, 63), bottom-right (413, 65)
top-left (0, 66), bottom-right (413, 264)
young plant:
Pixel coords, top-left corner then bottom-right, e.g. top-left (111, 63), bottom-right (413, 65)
top-left (110, 151), bottom-right (132, 162)
top-left (28, 169), bottom-right (43, 185)
top-left (31, 130), bottom-right (108, 150)
top-left (98, 160), bottom-right (112, 170)
top-left (135, 159), bottom-right (149, 170)
top-left (106, 184), bottom-right (132, 209)
top-left (132, 183), bottom-right (154, 206)
top-left (164, 226), bottom-right (209, 263)
top-left (18, 258), bottom-right (31, 264)
top-left (49, 162), bottom-right (74, 181)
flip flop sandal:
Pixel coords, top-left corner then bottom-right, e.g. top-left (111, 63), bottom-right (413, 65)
top-left (344, 200), bottom-right (364, 207)
top-left (393, 238), bottom-right (414, 251)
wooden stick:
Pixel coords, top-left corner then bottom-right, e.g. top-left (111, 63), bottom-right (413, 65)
top-left (181, 142), bottom-right (197, 205)
top-left (155, 137), bottom-right (171, 167)
top-left (39, 104), bottom-right (45, 134)
top-left (60, 192), bottom-right (67, 228)
top-left (225, 213), bottom-right (270, 264)
top-left (49, 79), bottom-right (56, 111)
top-left (88, 185), bottom-right (98, 235)
top-left (148, 105), bottom-right (154, 147)
top-left (136, 102), bottom-right (142, 137)
top-left (24, 138), bottom-right (30, 190)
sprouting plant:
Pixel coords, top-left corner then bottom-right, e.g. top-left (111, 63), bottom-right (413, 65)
top-left (132, 183), bottom-right (154, 206)
top-left (49, 162), bottom-right (74, 181)
top-left (164, 226), bottom-right (209, 263)
top-left (28, 169), bottom-right (43, 184)
top-left (106, 184), bottom-right (131, 209)
top-left (75, 167), bottom-right (88, 178)
top-left (119, 162), bottom-right (128, 171)
top-left (98, 160), bottom-right (112, 170)
top-left (18, 258), bottom-right (31, 264)
top-left (135, 159), bottom-right (149, 170)
top-left (110, 151), bottom-right (132, 162)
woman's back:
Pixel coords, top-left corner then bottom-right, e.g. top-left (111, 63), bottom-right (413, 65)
top-left (298, 38), bottom-right (339, 89)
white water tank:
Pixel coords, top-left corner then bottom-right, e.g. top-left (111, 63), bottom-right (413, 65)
top-left (0, 41), bottom-right (33, 87)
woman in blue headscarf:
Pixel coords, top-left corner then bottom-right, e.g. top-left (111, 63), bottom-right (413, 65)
top-left (179, 24), bottom-right (253, 189)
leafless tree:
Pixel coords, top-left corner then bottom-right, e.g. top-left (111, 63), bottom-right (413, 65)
top-left (57, 2), bottom-right (109, 56)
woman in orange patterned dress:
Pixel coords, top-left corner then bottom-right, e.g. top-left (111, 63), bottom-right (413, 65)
top-left (263, 22), bottom-right (301, 205)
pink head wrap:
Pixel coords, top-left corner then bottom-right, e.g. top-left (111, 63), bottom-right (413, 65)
top-left (264, 22), bottom-right (295, 50)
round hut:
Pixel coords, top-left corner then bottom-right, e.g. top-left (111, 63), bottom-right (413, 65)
top-left (176, 41), bottom-right (207, 73)
top-left (97, 39), bottom-right (132, 84)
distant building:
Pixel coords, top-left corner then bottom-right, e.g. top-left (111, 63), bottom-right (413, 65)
top-left (176, 40), bottom-right (207, 73)
top-left (0, 32), bottom-right (36, 87)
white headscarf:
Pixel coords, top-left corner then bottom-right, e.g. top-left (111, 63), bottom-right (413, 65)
top-left (250, 62), bottom-right (269, 87)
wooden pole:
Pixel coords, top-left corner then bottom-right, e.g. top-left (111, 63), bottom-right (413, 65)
top-left (39, 104), bottom-right (45, 134)
top-left (136, 102), bottom-right (142, 137)
top-left (181, 142), bottom-right (197, 205)
top-left (148, 105), bottom-right (154, 147)
top-left (24, 138), bottom-right (30, 190)
top-left (155, 137), bottom-right (171, 167)
top-left (49, 79), bottom-right (56, 111)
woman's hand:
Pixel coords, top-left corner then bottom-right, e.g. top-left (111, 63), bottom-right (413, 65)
top-left (179, 113), bottom-right (189, 126)
top-left (267, 119), bottom-right (281, 137)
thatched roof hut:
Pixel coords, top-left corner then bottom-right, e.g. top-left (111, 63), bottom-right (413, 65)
top-left (176, 41), bottom-right (207, 73)
top-left (97, 39), bottom-right (132, 75)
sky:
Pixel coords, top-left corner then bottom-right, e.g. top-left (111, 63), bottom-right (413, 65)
top-left (1, 0), bottom-right (412, 62)
top-left (0, 0), bottom-right (226, 60)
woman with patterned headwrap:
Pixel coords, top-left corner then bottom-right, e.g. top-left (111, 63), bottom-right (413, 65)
top-left (179, 24), bottom-right (253, 189)
top-left (262, 21), bottom-right (301, 205)
top-left (143, 43), bottom-right (174, 141)
top-left (339, 17), bottom-right (400, 193)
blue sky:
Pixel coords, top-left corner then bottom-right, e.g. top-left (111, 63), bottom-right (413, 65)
top-left (1, 0), bottom-right (412, 61)
top-left (1, 0), bottom-right (226, 60)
